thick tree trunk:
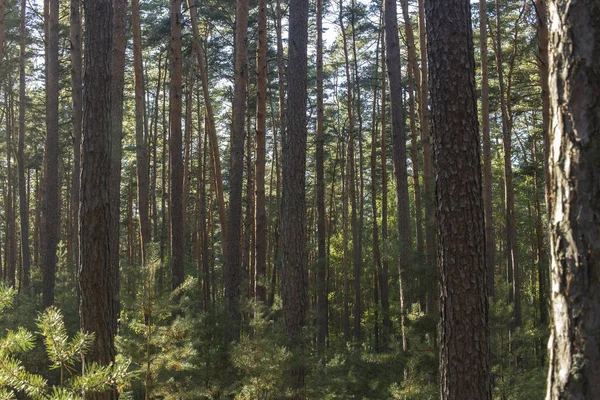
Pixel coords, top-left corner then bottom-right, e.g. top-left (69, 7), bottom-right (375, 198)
top-left (281, 0), bottom-right (309, 392)
top-left (42, 0), bottom-right (60, 308)
top-left (170, 0), bottom-right (185, 294)
top-left (79, 2), bottom-right (117, 398)
top-left (426, 1), bottom-right (491, 398)
top-left (480, 0), bottom-right (495, 298)
top-left (546, 1), bottom-right (600, 397)
top-left (384, 0), bottom-right (412, 351)
top-left (18, 0), bottom-right (31, 289)
top-left (133, 0), bottom-right (151, 267)
top-left (5, 91), bottom-right (16, 288)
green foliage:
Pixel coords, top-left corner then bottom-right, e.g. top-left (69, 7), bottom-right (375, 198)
top-left (0, 297), bottom-right (130, 400)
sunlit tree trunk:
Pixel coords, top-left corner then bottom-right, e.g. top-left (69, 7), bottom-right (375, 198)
top-left (546, 1), bottom-right (600, 397)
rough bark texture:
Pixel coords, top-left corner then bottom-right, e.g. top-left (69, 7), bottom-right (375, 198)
top-left (254, 0), bottom-right (267, 305)
top-left (480, 0), bottom-right (495, 298)
top-left (281, 0), bottom-right (309, 393)
top-left (79, 1), bottom-right (117, 397)
top-left (5, 92), bottom-right (16, 288)
top-left (133, 0), bottom-right (151, 266)
top-left (425, 1), bottom-right (491, 399)
top-left (315, 0), bottom-right (327, 356)
top-left (384, 0), bottom-right (411, 350)
top-left (70, 0), bottom-right (82, 294)
top-left (546, 1), bottom-right (600, 398)
top-left (42, 0), bottom-right (60, 308)
top-left (18, 0), bottom-right (31, 289)
top-left (225, 0), bottom-right (248, 340)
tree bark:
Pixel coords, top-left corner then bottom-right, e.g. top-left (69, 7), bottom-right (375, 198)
top-left (417, 0), bottom-right (436, 316)
top-left (224, 0), bottom-right (248, 340)
top-left (79, 1), bottom-right (117, 397)
top-left (18, 0), bottom-right (31, 289)
top-left (170, 0), bottom-right (185, 294)
top-left (70, 0), bottom-right (82, 296)
top-left (479, 0), bottom-right (495, 298)
top-left (42, 0), bottom-right (60, 308)
top-left (425, 1), bottom-right (491, 398)
top-left (315, 0), bottom-right (327, 356)
top-left (281, 0), bottom-right (309, 392)
top-left (379, 38), bottom-right (391, 350)
top-left (133, 0), bottom-right (151, 267)
top-left (384, 0), bottom-right (411, 351)
top-left (546, 1), bottom-right (600, 397)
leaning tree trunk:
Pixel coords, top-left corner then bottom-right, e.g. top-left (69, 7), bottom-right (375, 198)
top-left (546, 0), bottom-right (600, 398)
top-left (425, 0), bottom-right (491, 398)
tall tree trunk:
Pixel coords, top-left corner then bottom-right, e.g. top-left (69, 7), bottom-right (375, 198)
top-left (401, 0), bottom-right (424, 271)
top-left (170, 0), bottom-right (185, 294)
top-left (534, 0), bottom-right (549, 328)
top-left (110, 0), bottom-right (127, 332)
top-left (379, 38), bottom-right (391, 350)
top-left (546, 1), bottom-right (600, 397)
top-left (70, 0), bottom-right (82, 296)
top-left (281, 0), bottom-right (309, 392)
top-left (79, 1), bottom-right (117, 397)
top-left (0, 0), bottom-right (4, 65)
top-left (18, 0), bottom-right (31, 289)
top-left (42, 0), bottom-right (60, 308)
top-left (425, 1), bottom-right (491, 398)
top-left (339, 0), bottom-right (361, 344)
top-left (315, 0), bottom-right (327, 356)
top-left (187, 0), bottom-right (228, 250)
top-left (254, 0), bottom-right (267, 305)
top-left (133, 0), bottom-right (151, 267)
top-left (5, 90), bottom-right (16, 288)
top-left (384, 0), bottom-right (412, 351)
top-left (479, 0), bottom-right (495, 297)
top-left (225, 0), bottom-right (248, 341)
top-left (494, 0), bottom-right (522, 334)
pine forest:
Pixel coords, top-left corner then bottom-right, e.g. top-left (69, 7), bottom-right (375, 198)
top-left (0, 0), bottom-right (598, 398)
